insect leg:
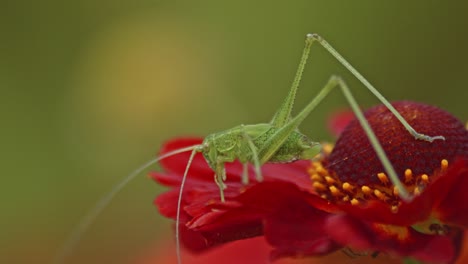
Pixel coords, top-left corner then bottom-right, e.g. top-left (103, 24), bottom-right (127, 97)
top-left (265, 74), bottom-right (412, 200)
top-left (258, 74), bottom-right (338, 163)
top-left (307, 33), bottom-right (445, 143)
top-left (215, 159), bottom-right (227, 202)
top-left (333, 76), bottom-right (411, 201)
top-left (242, 163), bottom-right (249, 185)
top-left (270, 35), bottom-right (315, 127)
top-left (240, 127), bottom-right (263, 182)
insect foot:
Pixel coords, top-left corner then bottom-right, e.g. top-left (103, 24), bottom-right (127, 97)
top-left (153, 101), bottom-right (468, 264)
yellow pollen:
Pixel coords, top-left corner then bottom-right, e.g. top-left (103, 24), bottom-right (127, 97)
top-left (313, 182), bottom-right (327, 191)
top-left (311, 174), bottom-right (323, 182)
top-left (374, 189), bottom-right (386, 201)
top-left (322, 143), bottom-right (333, 154)
top-left (393, 186), bottom-right (399, 196)
top-left (414, 186), bottom-right (421, 195)
top-left (316, 166), bottom-right (328, 175)
top-left (404, 169), bottom-right (413, 183)
top-left (391, 205), bottom-right (399, 213)
top-left (421, 174), bottom-right (429, 183)
top-left (325, 176), bottom-right (336, 184)
top-left (350, 198), bottom-right (360, 206)
top-left (361, 186), bottom-right (372, 195)
top-left (441, 159), bottom-right (449, 170)
top-left (311, 161), bottom-right (321, 168)
top-left (342, 196), bottom-right (350, 202)
top-left (308, 164), bottom-right (321, 174)
top-left (377, 172), bottom-right (389, 184)
top-left (329, 186), bottom-right (342, 197)
top-left (320, 194), bottom-right (328, 199)
top-left (342, 182), bottom-right (354, 192)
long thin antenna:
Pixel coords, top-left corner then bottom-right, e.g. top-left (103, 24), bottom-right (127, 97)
top-left (175, 147), bottom-right (200, 264)
top-left (52, 144), bottom-right (200, 264)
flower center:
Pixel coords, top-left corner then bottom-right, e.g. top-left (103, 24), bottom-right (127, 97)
top-left (310, 101), bottom-right (468, 210)
top-left (309, 151), bottom-right (449, 210)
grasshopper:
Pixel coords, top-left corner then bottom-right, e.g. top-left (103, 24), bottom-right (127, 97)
top-left (53, 33), bottom-right (444, 264)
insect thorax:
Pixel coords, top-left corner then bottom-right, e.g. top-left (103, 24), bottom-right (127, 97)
top-left (202, 123), bottom-right (321, 168)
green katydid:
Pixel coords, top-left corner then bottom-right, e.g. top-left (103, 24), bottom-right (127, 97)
top-left (52, 33), bottom-right (444, 264)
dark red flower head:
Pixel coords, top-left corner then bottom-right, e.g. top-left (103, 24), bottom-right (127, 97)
top-left (312, 101), bottom-right (468, 209)
top-left (152, 101), bottom-right (468, 264)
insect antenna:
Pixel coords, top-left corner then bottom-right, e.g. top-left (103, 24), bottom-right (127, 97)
top-left (175, 146), bottom-right (203, 264)
top-left (52, 144), bottom-right (201, 264)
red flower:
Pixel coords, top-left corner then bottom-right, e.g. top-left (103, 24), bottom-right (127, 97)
top-left (136, 236), bottom-right (405, 264)
top-left (152, 101), bottom-right (468, 264)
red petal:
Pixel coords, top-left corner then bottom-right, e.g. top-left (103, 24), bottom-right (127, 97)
top-left (157, 138), bottom-right (214, 179)
top-left (327, 108), bottom-right (355, 137)
top-left (335, 195), bottom-right (434, 226)
top-left (136, 236), bottom-right (315, 264)
top-left (326, 214), bottom-right (461, 264)
top-left (154, 190), bottom-right (187, 220)
top-left (433, 158), bottom-right (468, 228)
top-left (162, 180), bottom-right (340, 256)
top-left (234, 182), bottom-right (340, 259)
top-left (263, 198), bottom-right (340, 260)
top-left (179, 221), bottom-right (263, 252)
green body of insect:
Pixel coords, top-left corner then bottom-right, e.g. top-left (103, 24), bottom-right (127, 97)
top-left (203, 124), bottom-right (320, 164)
top-left (202, 124), bottom-right (321, 200)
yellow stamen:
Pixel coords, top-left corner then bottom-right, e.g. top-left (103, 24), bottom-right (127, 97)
top-left (311, 161), bottom-right (322, 168)
top-left (441, 159), bottom-right (449, 171)
top-left (393, 186), bottom-right (399, 196)
top-left (361, 186), bottom-right (372, 195)
top-left (329, 186), bottom-right (342, 197)
top-left (414, 186), bottom-right (421, 195)
top-left (405, 169), bottom-right (413, 183)
top-left (342, 196), bottom-right (350, 202)
top-left (374, 189), bottom-right (386, 201)
top-left (313, 182), bottom-right (327, 191)
top-left (421, 174), bottom-right (429, 184)
top-left (322, 143), bottom-right (333, 154)
top-left (350, 198), bottom-right (360, 206)
top-left (377, 172), bottom-right (389, 184)
top-left (342, 182), bottom-right (354, 192)
top-left (316, 166), bottom-right (328, 175)
top-left (325, 176), bottom-right (336, 185)
top-left (311, 174), bottom-right (323, 182)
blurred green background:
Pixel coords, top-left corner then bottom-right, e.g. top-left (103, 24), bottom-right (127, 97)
top-left (1, 1), bottom-right (467, 263)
